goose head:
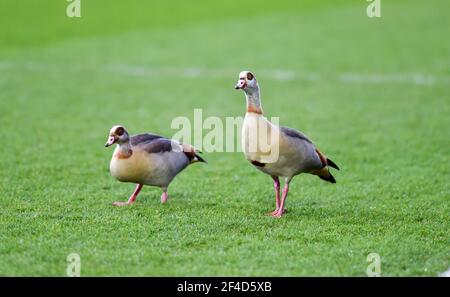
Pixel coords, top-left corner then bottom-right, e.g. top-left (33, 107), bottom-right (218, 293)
top-left (234, 71), bottom-right (258, 93)
top-left (105, 125), bottom-right (130, 147)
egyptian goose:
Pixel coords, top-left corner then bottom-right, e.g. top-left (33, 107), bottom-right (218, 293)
top-left (235, 71), bottom-right (339, 218)
top-left (105, 125), bottom-right (206, 206)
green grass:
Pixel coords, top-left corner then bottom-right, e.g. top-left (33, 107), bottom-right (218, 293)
top-left (0, 0), bottom-right (449, 276)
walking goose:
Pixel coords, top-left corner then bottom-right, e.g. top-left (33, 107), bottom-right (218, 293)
top-left (235, 71), bottom-right (339, 218)
top-left (105, 125), bottom-right (206, 206)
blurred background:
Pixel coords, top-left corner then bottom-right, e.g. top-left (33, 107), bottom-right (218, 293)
top-left (0, 0), bottom-right (448, 276)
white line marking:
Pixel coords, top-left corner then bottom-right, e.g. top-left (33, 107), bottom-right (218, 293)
top-left (1, 61), bottom-right (449, 86)
top-left (339, 73), bottom-right (447, 85)
top-left (106, 65), bottom-right (450, 85)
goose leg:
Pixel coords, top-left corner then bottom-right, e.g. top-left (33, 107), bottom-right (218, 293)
top-left (160, 188), bottom-right (168, 204)
top-left (272, 179), bottom-right (291, 218)
top-left (268, 176), bottom-right (281, 215)
top-left (113, 184), bottom-right (143, 206)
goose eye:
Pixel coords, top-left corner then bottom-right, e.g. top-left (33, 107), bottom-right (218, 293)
top-left (246, 72), bottom-right (254, 80)
top-left (116, 127), bottom-right (124, 136)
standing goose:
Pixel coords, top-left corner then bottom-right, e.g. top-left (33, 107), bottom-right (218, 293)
top-left (105, 125), bottom-right (206, 206)
top-left (235, 71), bottom-right (339, 218)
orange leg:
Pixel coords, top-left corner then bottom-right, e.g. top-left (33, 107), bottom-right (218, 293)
top-left (268, 176), bottom-right (281, 215)
top-left (113, 184), bottom-right (143, 206)
top-left (272, 182), bottom-right (290, 218)
top-left (160, 190), bottom-right (168, 204)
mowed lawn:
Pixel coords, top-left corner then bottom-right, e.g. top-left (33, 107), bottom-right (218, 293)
top-left (0, 0), bottom-right (449, 276)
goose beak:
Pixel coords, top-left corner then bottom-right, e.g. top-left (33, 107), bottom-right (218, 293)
top-left (105, 135), bottom-right (117, 147)
top-left (235, 79), bottom-right (246, 90)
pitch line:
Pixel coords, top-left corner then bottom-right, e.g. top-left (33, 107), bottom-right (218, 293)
top-left (1, 61), bottom-right (449, 86)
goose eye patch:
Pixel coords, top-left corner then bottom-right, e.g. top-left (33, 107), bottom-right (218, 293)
top-left (116, 127), bottom-right (124, 136)
top-left (246, 72), bottom-right (254, 80)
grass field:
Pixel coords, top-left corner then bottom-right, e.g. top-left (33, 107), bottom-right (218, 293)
top-left (0, 0), bottom-right (449, 276)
